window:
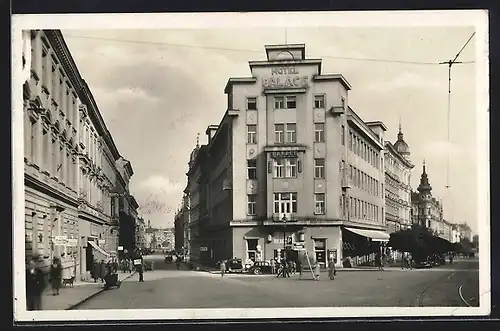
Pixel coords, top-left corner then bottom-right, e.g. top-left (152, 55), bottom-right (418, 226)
top-left (315, 194), bottom-right (325, 214)
top-left (273, 192), bottom-right (298, 215)
top-left (286, 96), bottom-right (296, 109)
top-left (314, 95), bottom-right (325, 108)
top-left (247, 195), bottom-right (257, 215)
top-left (247, 159), bottom-right (257, 179)
top-left (246, 239), bottom-right (258, 261)
top-left (247, 125), bottom-right (257, 144)
top-left (246, 97), bottom-right (257, 110)
top-left (274, 96), bottom-right (285, 109)
top-left (314, 159), bottom-right (325, 179)
top-left (274, 124), bottom-right (285, 143)
top-left (314, 123), bottom-right (325, 143)
top-left (341, 125), bottom-right (345, 145)
top-left (285, 123), bottom-right (297, 143)
top-left (273, 159), bottom-right (284, 178)
top-left (285, 158), bottom-right (297, 178)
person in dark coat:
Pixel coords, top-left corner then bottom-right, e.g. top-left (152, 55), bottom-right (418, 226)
top-left (99, 260), bottom-right (106, 283)
top-left (91, 259), bottom-right (99, 282)
top-left (26, 259), bottom-right (45, 310)
top-left (49, 258), bottom-right (62, 295)
top-left (137, 259), bottom-right (144, 282)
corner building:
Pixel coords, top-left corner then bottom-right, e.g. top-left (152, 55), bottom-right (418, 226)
top-left (188, 44), bottom-right (389, 268)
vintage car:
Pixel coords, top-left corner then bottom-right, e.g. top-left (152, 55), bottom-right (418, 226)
top-left (247, 261), bottom-right (273, 275)
top-left (216, 258), bottom-right (244, 273)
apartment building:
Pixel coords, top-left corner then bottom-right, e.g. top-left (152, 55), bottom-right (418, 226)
top-left (22, 30), bottom-right (138, 280)
top-left (383, 125), bottom-right (414, 233)
top-left (184, 44), bottom-right (389, 268)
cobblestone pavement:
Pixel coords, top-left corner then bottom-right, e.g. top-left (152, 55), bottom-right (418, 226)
top-left (74, 259), bottom-right (479, 309)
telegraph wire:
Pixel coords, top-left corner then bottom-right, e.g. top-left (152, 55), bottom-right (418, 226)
top-left (62, 34), bottom-right (476, 66)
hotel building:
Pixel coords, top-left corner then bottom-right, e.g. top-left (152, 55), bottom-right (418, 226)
top-left (22, 30), bottom-right (138, 280)
top-left (184, 44), bottom-right (389, 268)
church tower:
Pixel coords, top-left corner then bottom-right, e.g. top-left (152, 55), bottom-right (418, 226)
top-left (416, 160), bottom-right (433, 228)
top-left (393, 122), bottom-right (411, 161)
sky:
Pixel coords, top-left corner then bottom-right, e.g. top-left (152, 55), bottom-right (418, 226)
top-left (61, 26), bottom-right (479, 232)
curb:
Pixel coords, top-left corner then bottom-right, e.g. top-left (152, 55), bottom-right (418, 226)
top-left (66, 272), bottom-right (136, 310)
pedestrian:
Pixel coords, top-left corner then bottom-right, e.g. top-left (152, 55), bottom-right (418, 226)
top-left (328, 258), bottom-right (337, 280)
top-left (26, 258), bottom-right (45, 311)
top-left (220, 260), bottom-right (226, 278)
top-left (99, 260), bottom-right (106, 283)
top-left (91, 259), bottom-right (99, 282)
top-left (270, 258), bottom-right (275, 275)
top-left (314, 261), bottom-right (321, 281)
top-left (296, 258), bottom-right (303, 280)
top-left (137, 259), bottom-right (144, 282)
top-left (375, 252), bottom-right (384, 271)
top-left (175, 255), bottom-right (181, 270)
top-left (49, 257), bottom-right (62, 295)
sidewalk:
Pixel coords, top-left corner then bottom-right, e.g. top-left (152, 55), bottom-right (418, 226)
top-left (42, 271), bottom-right (136, 310)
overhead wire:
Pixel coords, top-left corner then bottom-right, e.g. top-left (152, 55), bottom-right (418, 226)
top-left (62, 33), bottom-right (476, 66)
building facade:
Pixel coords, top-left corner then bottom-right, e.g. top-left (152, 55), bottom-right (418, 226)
top-left (184, 44), bottom-right (389, 268)
top-left (384, 125), bottom-right (414, 233)
top-left (410, 162), bottom-right (444, 234)
top-left (22, 30), bottom-right (138, 280)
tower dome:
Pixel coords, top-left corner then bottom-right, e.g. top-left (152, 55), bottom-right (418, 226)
top-left (189, 134), bottom-right (201, 165)
top-left (393, 123), bottom-right (410, 156)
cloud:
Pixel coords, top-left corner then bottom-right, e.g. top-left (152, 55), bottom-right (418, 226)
top-left (138, 175), bottom-right (183, 195)
top-left (422, 141), bottom-right (473, 158)
top-left (366, 71), bottom-right (443, 92)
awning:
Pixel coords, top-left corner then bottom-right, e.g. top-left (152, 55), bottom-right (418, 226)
top-left (88, 240), bottom-right (110, 257)
top-left (345, 227), bottom-right (390, 242)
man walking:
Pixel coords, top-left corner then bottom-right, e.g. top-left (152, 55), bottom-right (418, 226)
top-left (26, 259), bottom-right (45, 310)
top-left (219, 260), bottom-right (226, 278)
top-left (137, 258), bottom-right (144, 282)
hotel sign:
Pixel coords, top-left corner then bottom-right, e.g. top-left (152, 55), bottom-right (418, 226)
top-left (262, 66), bottom-right (309, 90)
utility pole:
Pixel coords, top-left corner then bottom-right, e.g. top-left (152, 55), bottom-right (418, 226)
top-left (439, 32), bottom-right (475, 190)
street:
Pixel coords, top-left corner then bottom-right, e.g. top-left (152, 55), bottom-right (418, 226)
top-left (74, 257), bottom-right (479, 309)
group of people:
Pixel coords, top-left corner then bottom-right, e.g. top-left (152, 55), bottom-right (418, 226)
top-left (25, 257), bottom-right (68, 310)
top-left (90, 258), bottom-right (119, 283)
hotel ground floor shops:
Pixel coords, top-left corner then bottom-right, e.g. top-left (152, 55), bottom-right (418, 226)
top-left (191, 220), bottom-right (390, 268)
top-left (24, 173), bottom-right (117, 282)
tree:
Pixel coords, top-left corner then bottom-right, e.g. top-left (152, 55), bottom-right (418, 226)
top-left (389, 225), bottom-right (452, 263)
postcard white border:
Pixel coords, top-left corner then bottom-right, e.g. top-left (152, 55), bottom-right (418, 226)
top-left (12, 10), bottom-right (490, 322)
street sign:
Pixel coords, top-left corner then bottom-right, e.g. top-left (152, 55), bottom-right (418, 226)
top-left (118, 246), bottom-right (124, 251)
top-left (53, 236), bottom-right (68, 246)
top-left (200, 246), bottom-right (208, 252)
top-left (294, 243), bottom-right (306, 250)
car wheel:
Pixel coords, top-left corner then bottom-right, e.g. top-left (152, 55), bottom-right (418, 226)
top-left (253, 268), bottom-right (262, 275)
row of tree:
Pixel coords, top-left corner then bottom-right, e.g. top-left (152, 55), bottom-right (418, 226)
top-left (388, 225), bottom-right (474, 263)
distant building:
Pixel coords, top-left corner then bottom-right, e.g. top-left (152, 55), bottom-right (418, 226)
top-left (383, 124), bottom-right (414, 233)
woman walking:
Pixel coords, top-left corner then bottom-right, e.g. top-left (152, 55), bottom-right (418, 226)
top-left (328, 258), bottom-right (337, 280)
top-left (49, 258), bottom-right (62, 295)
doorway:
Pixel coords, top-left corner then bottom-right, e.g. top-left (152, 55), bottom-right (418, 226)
top-left (86, 243), bottom-right (94, 271)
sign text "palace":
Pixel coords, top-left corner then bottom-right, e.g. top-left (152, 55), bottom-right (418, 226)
top-left (262, 66), bottom-right (309, 89)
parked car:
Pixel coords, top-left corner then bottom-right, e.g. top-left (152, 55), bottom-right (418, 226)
top-left (247, 261), bottom-right (273, 275)
top-left (216, 258), bottom-right (244, 273)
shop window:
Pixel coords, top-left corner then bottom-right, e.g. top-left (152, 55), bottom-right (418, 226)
top-left (313, 239), bottom-right (326, 266)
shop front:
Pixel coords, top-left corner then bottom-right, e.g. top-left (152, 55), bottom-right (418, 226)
top-left (231, 223), bottom-right (343, 268)
top-left (341, 226), bottom-right (390, 267)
